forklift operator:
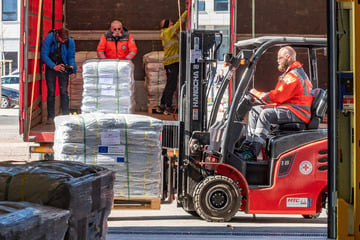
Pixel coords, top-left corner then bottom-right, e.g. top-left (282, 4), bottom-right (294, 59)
top-left (238, 46), bottom-right (314, 161)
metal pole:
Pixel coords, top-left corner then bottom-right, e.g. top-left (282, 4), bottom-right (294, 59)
top-left (191, 0), bottom-right (198, 29)
top-left (28, 0), bottom-right (43, 138)
top-left (352, 1), bottom-right (360, 238)
top-left (0, 60), bottom-right (2, 108)
top-left (178, 0), bottom-right (182, 32)
top-left (252, 0), bottom-right (255, 38)
top-left (326, 0), bottom-right (337, 238)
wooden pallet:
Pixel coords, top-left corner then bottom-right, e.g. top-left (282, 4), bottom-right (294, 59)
top-left (148, 105), bottom-right (160, 114)
top-left (147, 105), bottom-right (179, 115)
top-left (112, 197), bottom-right (161, 210)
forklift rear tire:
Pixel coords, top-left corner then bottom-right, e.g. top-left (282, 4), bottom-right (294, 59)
top-left (193, 175), bottom-right (241, 222)
top-left (302, 213), bottom-right (321, 219)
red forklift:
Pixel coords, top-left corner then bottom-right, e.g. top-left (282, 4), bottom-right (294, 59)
top-left (165, 32), bottom-right (328, 222)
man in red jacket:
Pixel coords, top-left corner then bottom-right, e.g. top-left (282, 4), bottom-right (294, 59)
top-left (97, 20), bottom-right (137, 60)
top-left (239, 46), bottom-right (314, 161)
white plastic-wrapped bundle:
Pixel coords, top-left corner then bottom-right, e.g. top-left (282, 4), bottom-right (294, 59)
top-left (143, 51), bottom-right (179, 107)
top-left (81, 59), bottom-right (135, 113)
top-left (53, 113), bottom-right (163, 198)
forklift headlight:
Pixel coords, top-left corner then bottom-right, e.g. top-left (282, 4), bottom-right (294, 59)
top-left (190, 139), bottom-right (200, 154)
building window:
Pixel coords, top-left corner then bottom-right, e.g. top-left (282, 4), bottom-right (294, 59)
top-left (2, 52), bottom-right (18, 75)
top-left (214, 0), bottom-right (228, 11)
top-left (2, 0), bottom-right (17, 21)
top-left (198, 1), bottom-right (205, 11)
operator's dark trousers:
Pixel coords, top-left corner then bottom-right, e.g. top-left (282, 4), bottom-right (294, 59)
top-left (45, 67), bottom-right (70, 119)
top-left (160, 62), bottom-right (179, 108)
top-left (246, 105), bottom-right (303, 145)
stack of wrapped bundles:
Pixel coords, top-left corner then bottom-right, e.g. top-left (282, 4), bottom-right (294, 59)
top-left (81, 59), bottom-right (135, 114)
top-left (53, 113), bottom-right (163, 198)
top-left (143, 51), bottom-right (178, 108)
top-left (0, 201), bottom-right (70, 240)
top-left (69, 51), bottom-right (98, 112)
top-left (0, 161), bottom-right (115, 240)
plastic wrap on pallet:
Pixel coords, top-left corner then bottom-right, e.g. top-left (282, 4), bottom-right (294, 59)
top-left (0, 161), bottom-right (115, 240)
top-left (53, 113), bottom-right (163, 198)
top-left (81, 59), bottom-right (135, 114)
top-left (143, 51), bottom-right (164, 64)
top-left (0, 201), bottom-right (70, 240)
top-left (143, 51), bottom-right (178, 107)
top-left (145, 71), bottom-right (167, 83)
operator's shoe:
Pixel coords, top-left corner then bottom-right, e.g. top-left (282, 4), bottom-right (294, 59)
top-left (238, 140), bottom-right (252, 153)
top-left (238, 149), bottom-right (257, 161)
top-left (156, 105), bottom-right (165, 114)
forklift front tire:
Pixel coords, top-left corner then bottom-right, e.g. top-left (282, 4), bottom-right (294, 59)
top-left (193, 175), bottom-right (241, 222)
top-left (185, 210), bottom-right (200, 218)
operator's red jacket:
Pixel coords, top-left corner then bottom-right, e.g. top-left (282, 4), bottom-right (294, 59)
top-left (97, 27), bottom-right (137, 60)
top-left (251, 61), bottom-right (313, 123)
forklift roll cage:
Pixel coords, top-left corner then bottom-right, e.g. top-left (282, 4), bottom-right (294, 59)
top-left (218, 36), bottom-right (327, 162)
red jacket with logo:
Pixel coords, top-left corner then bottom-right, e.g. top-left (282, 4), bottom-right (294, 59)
top-left (97, 28), bottom-right (137, 60)
top-left (251, 61), bottom-right (313, 123)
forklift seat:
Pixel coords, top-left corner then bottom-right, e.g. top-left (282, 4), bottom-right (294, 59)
top-left (278, 88), bottom-right (327, 131)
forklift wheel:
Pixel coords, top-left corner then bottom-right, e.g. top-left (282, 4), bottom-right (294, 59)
top-left (184, 210), bottom-right (199, 218)
top-left (302, 213), bottom-right (321, 219)
top-left (193, 175), bottom-right (241, 222)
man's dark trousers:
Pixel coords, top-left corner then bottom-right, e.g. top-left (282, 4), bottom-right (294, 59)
top-left (45, 67), bottom-right (70, 119)
top-left (161, 62), bottom-right (179, 108)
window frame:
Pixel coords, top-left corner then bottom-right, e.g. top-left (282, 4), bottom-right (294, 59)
top-left (214, 0), bottom-right (229, 12)
top-left (198, 1), bottom-right (206, 12)
top-left (2, 0), bottom-right (18, 21)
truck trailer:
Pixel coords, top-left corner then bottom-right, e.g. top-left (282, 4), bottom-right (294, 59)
top-left (19, 0), bottom-right (329, 222)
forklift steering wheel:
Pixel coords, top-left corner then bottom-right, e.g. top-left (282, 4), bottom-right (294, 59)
top-left (246, 91), bottom-right (264, 105)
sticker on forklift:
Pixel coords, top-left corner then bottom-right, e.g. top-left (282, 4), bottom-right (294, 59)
top-left (299, 160), bottom-right (313, 175)
top-left (190, 49), bottom-right (202, 63)
top-left (286, 198), bottom-right (312, 208)
top-left (193, 109), bottom-right (199, 120)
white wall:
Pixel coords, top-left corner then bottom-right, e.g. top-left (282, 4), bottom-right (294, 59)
top-left (198, 0), bottom-right (230, 27)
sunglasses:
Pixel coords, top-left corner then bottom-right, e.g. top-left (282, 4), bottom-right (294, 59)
top-left (112, 28), bottom-right (122, 31)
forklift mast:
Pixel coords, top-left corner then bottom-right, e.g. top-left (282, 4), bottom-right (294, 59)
top-left (175, 0), bottom-right (238, 212)
top-left (177, 30), bottom-right (221, 210)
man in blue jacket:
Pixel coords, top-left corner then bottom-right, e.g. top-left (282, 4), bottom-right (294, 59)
top-left (41, 27), bottom-right (77, 124)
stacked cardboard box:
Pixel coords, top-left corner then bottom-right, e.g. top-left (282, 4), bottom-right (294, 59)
top-left (70, 51), bottom-right (98, 112)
